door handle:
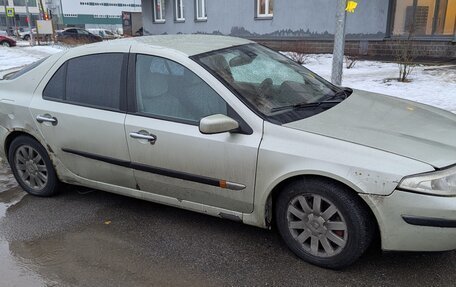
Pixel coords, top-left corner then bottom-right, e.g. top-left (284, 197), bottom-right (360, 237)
top-left (129, 131), bottom-right (157, 144)
top-left (36, 114), bottom-right (58, 126)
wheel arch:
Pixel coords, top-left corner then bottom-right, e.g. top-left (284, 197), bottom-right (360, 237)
top-left (4, 130), bottom-right (53, 162)
top-left (264, 173), bottom-right (380, 243)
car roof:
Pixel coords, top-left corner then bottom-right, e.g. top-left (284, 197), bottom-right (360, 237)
top-left (83, 35), bottom-right (253, 56)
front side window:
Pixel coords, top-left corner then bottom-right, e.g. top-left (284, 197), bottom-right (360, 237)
top-left (196, 0), bottom-right (207, 20)
top-left (175, 0), bottom-right (185, 21)
top-left (257, 0), bottom-right (274, 18)
top-left (392, 0), bottom-right (456, 36)
top-left (193, 44), bottom-right (343, 124)
top-left (153, 0), bottom-right (166, 23)
top-left (135, 54), bottom-right (227, 124)
top-left (43, 54), bottom-right (125, 110)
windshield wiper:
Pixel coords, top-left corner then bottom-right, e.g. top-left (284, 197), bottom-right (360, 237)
top-left (270, 100), bottom-right (342, 113)
top-left (270, 87), bottom-right (353, 113)
top-left (326, 87), bottom-right (353, 101)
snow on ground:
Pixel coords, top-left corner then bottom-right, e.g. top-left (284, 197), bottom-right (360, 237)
top-left (0, 43), bottom-right (455, 112)
top-left (0, 42), bottom-right (64, 72)
top-left (293, 54), bottom-right (456, 113)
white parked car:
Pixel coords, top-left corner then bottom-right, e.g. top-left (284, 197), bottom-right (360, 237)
top-left (0, 35), bottom-right (455, 269)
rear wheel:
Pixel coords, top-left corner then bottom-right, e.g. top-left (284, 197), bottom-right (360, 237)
top-left (8, 136), bottom-right (59, 197)
top-left (275, 178), bottom-right (374, 269)
top-left (1, 41), bottom-right (10, 47)
top-left (23, 35), bottom-right (30, 41)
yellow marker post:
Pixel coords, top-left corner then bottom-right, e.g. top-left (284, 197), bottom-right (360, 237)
top-left (346, 1), bottom-right (358, 13)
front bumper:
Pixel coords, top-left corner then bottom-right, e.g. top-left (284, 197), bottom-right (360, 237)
top-left (361, 190), bottom-right (456, 252)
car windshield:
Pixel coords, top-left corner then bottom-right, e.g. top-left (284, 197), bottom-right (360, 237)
top-left (193, 44), bottom-right (349, 124)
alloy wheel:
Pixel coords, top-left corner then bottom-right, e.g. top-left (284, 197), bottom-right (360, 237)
top-left (14, 145), bottom-right (48, 190)
top-left (286, 194), bottom-right (348, 257)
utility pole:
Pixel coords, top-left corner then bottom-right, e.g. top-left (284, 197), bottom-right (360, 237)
top-left (331, 0), bottom-right (348, 86)
top-left (2, 0), bottom-right (9, 29)
top-left (26, 0), bottom-right (35, 46)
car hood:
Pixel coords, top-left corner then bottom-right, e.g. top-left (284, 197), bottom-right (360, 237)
top-left (284, 90), bottom-right (456, 168)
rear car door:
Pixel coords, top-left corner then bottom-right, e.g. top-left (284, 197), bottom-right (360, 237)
top-left (124, 53), bottom-right (263, 213)
top-left (29, 50), bottom-right (136, 188)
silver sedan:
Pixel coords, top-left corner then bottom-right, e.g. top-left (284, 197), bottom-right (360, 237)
top-left (1, 35), bottom-right (455, 269)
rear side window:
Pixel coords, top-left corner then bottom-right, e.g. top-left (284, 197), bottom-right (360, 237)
top-left (43, 53), bottom-right (126, 110)
top-left (43, 63), bottom-right (66, 100)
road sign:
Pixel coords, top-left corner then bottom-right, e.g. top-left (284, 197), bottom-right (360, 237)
top-left (6, 8), bottom-right (15, 18)
top-left (346, 1), bottom-right (358, 13)
top-left (37, 20), bottom-right (53, 35)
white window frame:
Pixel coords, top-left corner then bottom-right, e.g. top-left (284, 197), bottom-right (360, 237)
top-left (153, 0), bottom-right (166, 23)
top-left (195, 0), bottom-right (207, 21)
top-left (256, 0), bottom-right (273, 18)
top-left (175, 0), bottom-right (185, 21)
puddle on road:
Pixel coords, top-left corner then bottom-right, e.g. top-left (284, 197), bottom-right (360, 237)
top-left (0, 161), bottom-right (49, 286)
top-left (0, 161), bottom-right (217, 286)
top-left (0, 159), bottom-right (17, 193)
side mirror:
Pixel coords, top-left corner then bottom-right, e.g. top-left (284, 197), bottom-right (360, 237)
top-left (199, 114), bottom-right (239, 135)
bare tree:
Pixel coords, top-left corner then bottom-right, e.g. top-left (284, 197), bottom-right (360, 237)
top-left (287, 52), bottom-right (309, 65)
top-left (394, 24), bottom-right (420, 82)
top-left (344, 55), bottom-right (359, 69)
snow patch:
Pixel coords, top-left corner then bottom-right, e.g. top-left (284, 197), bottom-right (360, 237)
top-left (286, 53), bottom-right (456, 113)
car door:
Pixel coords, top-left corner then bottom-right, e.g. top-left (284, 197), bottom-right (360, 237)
top-left (29, 51), bottom-right (136, 189)
top-left (124, 53), bottom-right (263, 213)
top-left (77, 29), bottom-right (90, 43)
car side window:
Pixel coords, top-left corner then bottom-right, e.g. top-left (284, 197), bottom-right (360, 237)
top-left (43, 53), bottom-right (125, 110)
top-left (43, 63), bottom-right (66, 100)
top-left (135, 54), bottom-right (228, 124)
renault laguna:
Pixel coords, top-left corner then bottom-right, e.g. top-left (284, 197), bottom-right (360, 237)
top-left (0, 35), bottom-right (455, 269)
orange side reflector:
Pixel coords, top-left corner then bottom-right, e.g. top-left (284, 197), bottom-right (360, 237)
top-left (219, 180), bottom-right (227, 189)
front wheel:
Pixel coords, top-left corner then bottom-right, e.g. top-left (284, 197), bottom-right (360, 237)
top-left (275, 178), bottom-right (374, 269)
top-left (1, 41), bottom-right (10, 47)
top-left (8, 136), bottom-right (59, 197)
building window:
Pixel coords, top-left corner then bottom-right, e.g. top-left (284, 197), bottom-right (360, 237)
top-left (13, 0), bottom-right (37, 6)
top-left (195, 0), bottom-right (207, 21)
top-left (256, 0), bottom-right (274, 18)
top-left (175, 0), bottom-right (185, 21)
top-left (153, 0), bottom-right (166, 23)
top-left (392, 0), bottom-right (455, 36)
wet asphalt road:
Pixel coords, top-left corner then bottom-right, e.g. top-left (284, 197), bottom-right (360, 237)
top-left (1, 161), bottom-right (455, 287)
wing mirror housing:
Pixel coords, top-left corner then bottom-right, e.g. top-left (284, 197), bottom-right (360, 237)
top-left (199, 114), bottom-right (240, 134)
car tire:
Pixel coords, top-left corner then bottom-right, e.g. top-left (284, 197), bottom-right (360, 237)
top-left (8, 136), bottom-right (59, 197)
top-left (23, 35), bottom-right (30, 41)
top-left (275, 178), bottom-right (375, 269)
top-left (1, 41), bottom-right (10, 47)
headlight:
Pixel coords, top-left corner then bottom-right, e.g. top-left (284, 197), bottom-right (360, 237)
top-left (399, 165), bottom-right (456, 196)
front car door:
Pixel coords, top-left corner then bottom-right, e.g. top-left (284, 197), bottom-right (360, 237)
top-left (30, 46), bottom-right (136, 188)
top-left (124, 50), bottom-right (263, 213)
